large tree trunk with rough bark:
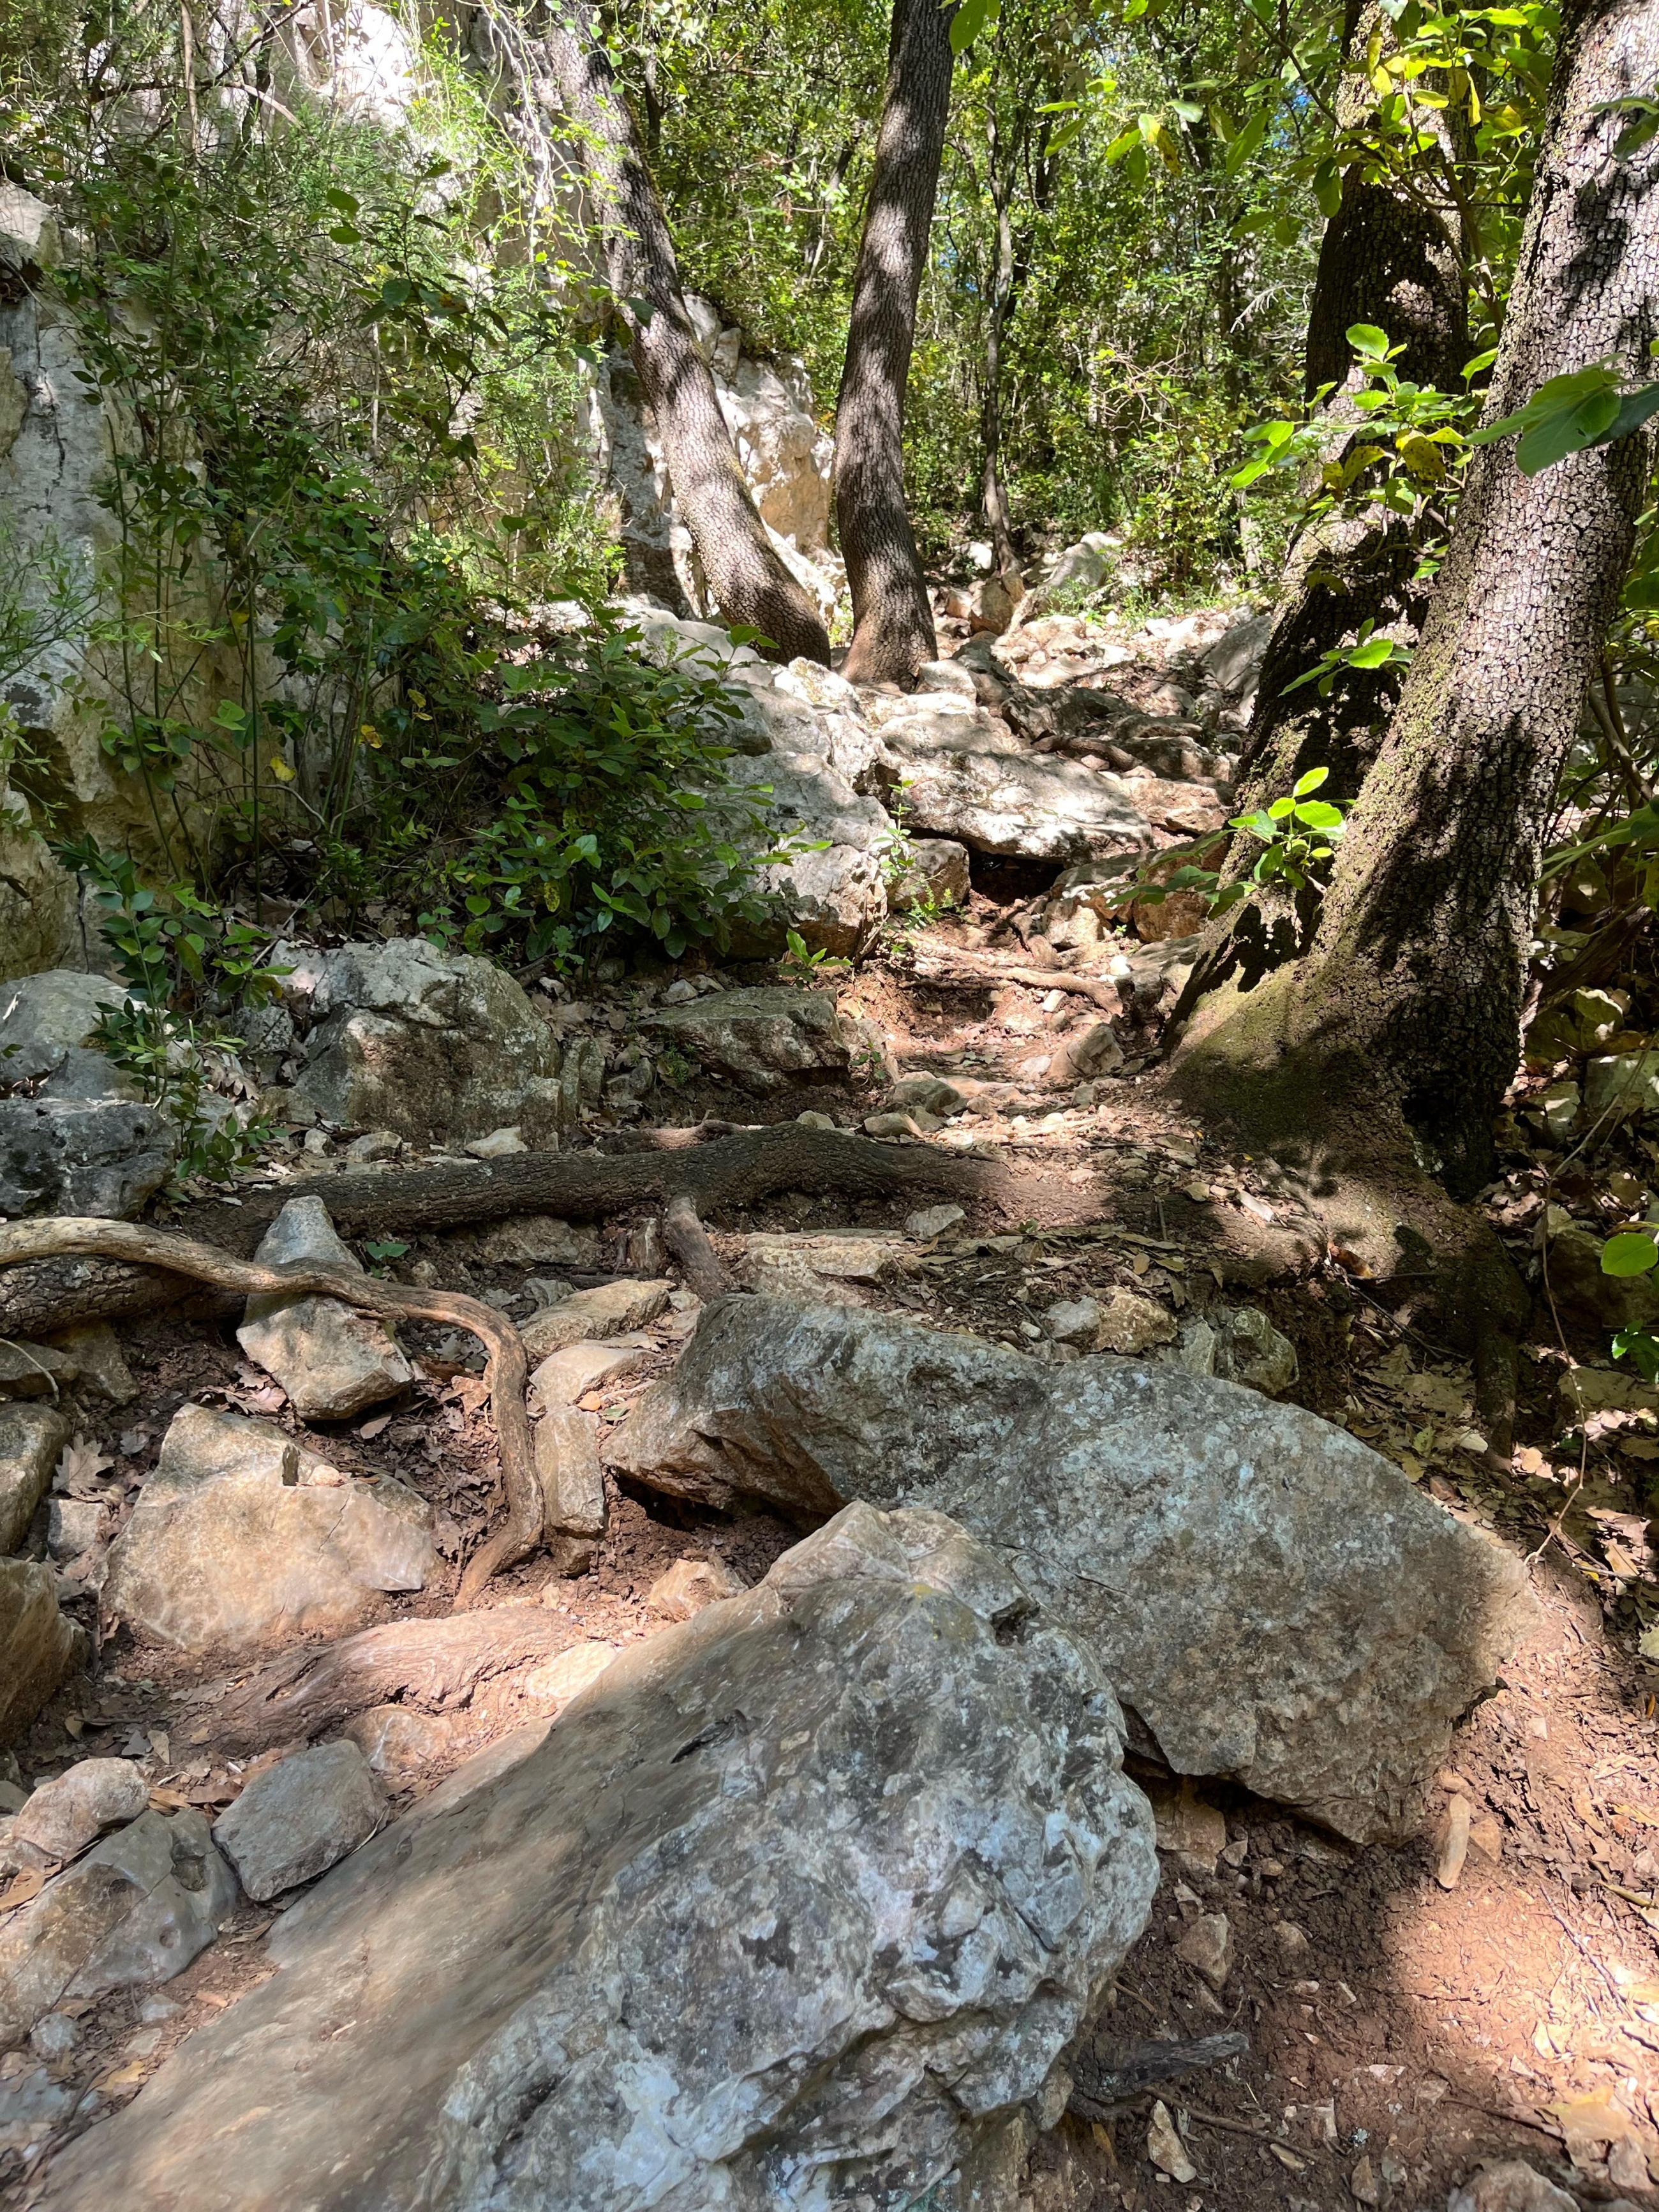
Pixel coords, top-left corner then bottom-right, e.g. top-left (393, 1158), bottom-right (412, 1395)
top-left (1176, 0), bottom-right (1659, 1198)
top-left (834, 0), bottom-right (955, 684)
top-left (539, 5), bottom-right (831, 664)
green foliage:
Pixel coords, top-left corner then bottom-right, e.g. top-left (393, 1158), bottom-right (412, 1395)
top-left (1225, 765), bottom-right (1348, 897)
top-left (1283, 619), bottom-right (1415, 698)
top-left (1472, 361), bottom-right (1659, 476)
top-left (1600, 1234), bottom-right (1659, 1384)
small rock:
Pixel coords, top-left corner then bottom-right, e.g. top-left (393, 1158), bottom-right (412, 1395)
top-left (344, 1706), bottom-right (457, 1788)
top-left (1046, 1021), bottom-right (1124, 1087)
top-left (0, 1809), bottom-right (234, 2046)
top-left (796, 1110), bottom-right (837, 1131)
top-left (0, 1097), bottom-right (177, 1220)
top-left (624, 1219), bottom-right (665, 1275)
top-left (863, 1111), bottom-right (921, 1140)
top-left (1351, 2155), bottom-right (1380, 2205)
top-left (1046, 1296), bottom-right (1103, 1349)
top-left (1275, 1919), bottom-right (1310, 1958)
top-left (1174, 1911), bottom-right (1231, 1991)
top-left (465, 1126), bottom-right (528, 1158)
top-left (0, 1340), bottom-right (78, 1401)
top-left (1607, 2140), bottom-right (1651, 2193)
top-left (103, 1404), bottom-right (433, 1656)
top-left (474, 1215), bottom-right (599, 1269)
top-left (47, 1497), bottom-right (107, 1562)
top-left (526, 1339), bottom-right (650, 1414)
top-left (11, 1760), bottom-right (148, 1863)
top-left (533, 1408), bottom-right (607, 1576)
top-left (1172, 1306), bottom-right (1298, 1398)
top-left (888, 1074), bottom-right (965, 1118)
top-left (1585, 1050), bottom-right (1659, 1123)
top-left (521, 1640), bottom-right (617, 1714)
top-left (661, 978), bottom-right (697, 1005)
top-left (27, 2011), bottom-right (80, 2059)
top-left (0, 1403), bottom-right (68, 1553)
top-left (0, 2065), bottom-right (77, 2155)
top-left (646, 1556), bottom-right (748, 1622)
top-left (50, 1324), bottom-right (137, 1407)
top-left (1149, 1781), bottom-right (1228, 1871)
top-left (212, 1742), bottom-right (385, 1902)
top-left (237, 1197), bottom-right (414, 1421)
top-left (519, 1279), bottom-right (672, 1361)
top-left (0, 1557), bottom-right (84, 1743)
top-left (741, 1232), bottom-right (905, 1287)
top-left (890, 837), bottom-right (972, 911)
top-left (1436, 1793), bottom-right (1473, 1889)
top-left (1447, 2161), bottom-right (1579, 2212)
top-left (643, 985), bottom-right (851, 1094)
top-left (905, 1203), bottom-right (964, 1242)
top-left (1095, 1287), bottom-right (1178, 1354)
top-left (136, 1994), bottom-right (180, 2024)
top-left (345, 1130), bottom-right (401, 1163)
top-left (1147, 2100), bottom-right (1197, 2184)
top-left (1533, 1080), bottom-right (1581, 1142)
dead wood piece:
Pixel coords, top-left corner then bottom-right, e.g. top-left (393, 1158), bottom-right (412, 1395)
top-left (215, 1610), bottom-right (569, 1752)
top-left (0, 1218), bottom-right (539, 1603)
top-left (907, 952), bottom-right (1120, 1011)
top-left (0, 1129), bottom-right (1002, 1341)
top-left (662, 1193), bottom-right (729, 1301)
top-left (1068, 2033), bottom-right (1250, 2121)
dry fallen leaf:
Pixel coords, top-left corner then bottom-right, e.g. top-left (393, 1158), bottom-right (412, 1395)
top-left (1147, 2102), bottom-right (1196, 2184)
top-left (358, 1412), bottom-right (392, 1439)
top-left (1183, 1179), bottom-right (1212, 1203)
top-left (0, 1867), bottom-right (47, 1914)
top-left (1269, 2143), bottom-right (1307, 2172)
top-left (93, 2061), bottom-right (148, 2095)
top-left (1550, 2089), bottom-right (1635, 2171)
top-left (56, 1435), bottom-right (114, 1493)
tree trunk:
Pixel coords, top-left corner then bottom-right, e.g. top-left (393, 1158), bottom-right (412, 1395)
top-left (833, 0), bottom-right (955, 684)
top-left (1235, 1), bottom-right (1470, 820)
top-left (538, 6), bottom-right (831, 665)
top-left (1177, 0), bottom-right (1659, 1197)
top-left (979, 190), bottom-right (1017, 573)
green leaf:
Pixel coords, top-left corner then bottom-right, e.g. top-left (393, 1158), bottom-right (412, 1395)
top-left (1224, 108), bottom-right (1268, 175)
top-left (1348, 637), bottom-right (1400, 668)
top-left (949, 0), bottom-right (999, 53)
top-left (1613, 1327), bottom-right (1659, 1380)
top-left (1346, 324), bottom-right (1391, 361)
top-left (1294, 798), bottom-right (1345, 828)
top-left (1313, 160), bottom-right (1342, 218)
top-left (1293, 766), bottom-right (1330, 796)
top-left (1602, 1230), bottom-right (1659, 1278)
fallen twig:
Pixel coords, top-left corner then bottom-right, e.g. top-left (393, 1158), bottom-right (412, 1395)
top-left (0, 1218), bottom-right (539, 1603)
top-left (907, 951), bottom-right (1121, 1011)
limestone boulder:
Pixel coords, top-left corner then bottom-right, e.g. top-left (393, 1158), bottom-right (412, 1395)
top-left (518, 1277), bottom-right (671, 1361)
top-left (276, 937), bottom-right (565, 1145)
top-left (0, 1096), bottom-right (177, 1218)
top-left (103, 1403), bottom-right (434, 1656)
top-left (0, 1403), bottom-right (66, 1553)
top-left (38, 1502), bottom-right (1156, 2212)
top-left (0, 1807), bottom-right (234, 2047)
top-left (892, 835), bottom-right (972, 911)
top-left (10, 1760), bottom-right (147, 1865)
top-left (642, 983), bottom-right (850, 1093)
top-left (607, 1299), bottom-right (1534, 1842)
top-left (211, 1741), bottom-right (384, 1902)
top-left (0, 1560), bottom-right (83, 1744)
top-left (532, 1406), bottom-right (607, 1575)
top-left (237, 1195), bottom-right (413, 1420)
top-left (0, 970), bottom-right (133, 1101)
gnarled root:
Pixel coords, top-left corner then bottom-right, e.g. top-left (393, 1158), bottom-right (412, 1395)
top-left (0, 1218), bottom-right (540, 1603)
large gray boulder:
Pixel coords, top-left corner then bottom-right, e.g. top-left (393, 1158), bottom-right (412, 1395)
top-left (211, 1740), bottom-right (385, 1901)
top-left (274, 938), bottom-right (565, 1145)
top-left (868, 694), bottom-right (1155, 863)
top-left (0, 1559), bottom-right (83, 1744)
top-left (0, 1096), bottom-right (177, 1218)
top-left (0, 1807), bottom-right (235, 2047)
top-left (237, 1196), bottom-right (414, 1420)
top-left (606, 1299), bottom-right (1533, 1843)
top-left (642, 984), bottom-right (851, 1093)
top-left (103, 1403), bottom-right (434, 1656)
top-left (0, 971), bottom-right (133, 1100)
top-left (38, 1502), bottom-right (1157, 2211)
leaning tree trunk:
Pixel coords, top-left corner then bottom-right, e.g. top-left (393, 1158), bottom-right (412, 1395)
top-left (833, 0), bottom-right (956, 684)
top-left (539, 5), bottom-right (831, 664)
top-left (1177, 0), bottom-right (1659, 1197)
top-left (1237, 0), bottom-right (1470, 818)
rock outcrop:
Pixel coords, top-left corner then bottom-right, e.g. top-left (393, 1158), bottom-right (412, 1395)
top-left (607, 1299), bottom-right (1533, 1843)
top-left (40, 1503), bottom-right (1157, 2211)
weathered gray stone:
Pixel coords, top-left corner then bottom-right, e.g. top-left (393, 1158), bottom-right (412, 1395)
top-left (532, 1406), bottom-right (607, 1575)
top-left (1094, 1287), bottom-right (1178, 1354)
top-left (1584, 1050), bottom-right (1659, 1123)
top-left (343, 1705), bottom-right (458, 1787)
top-left (0, 1096), bottom-right (177, 1218)
top-left (0, 2065), bottom-right (76, 2156)
top-left (49, 1323), bottom-right (136, 1405)
top-left (103, 1403), bottom-right (433, 1656)
top-left (520, 1638), bottom-right (618, 1712)
top-left (0, 1402), bottom-right (66, 1552)
top-left (0, 970), bottom-right (130, 1099)
top-left (1170, 1306), bottom-right (1298, 1398)
top-left (276, 938), bottom-right (565, 1145)
top-left (643, 983), bottom-right (850, 1093)
top-left (1447, 2162), bottom-right (1579, 2212)
top-left (11, 1759), bottom-right (147, 1864)
top-left (38, 1502), bottom-right (1156, 2212)
top-left (0, 1559), bottom-right (82, 1744)
top-left (0, 1340), bottom-right (77, 1400)
top-left (519, 1277), bottom-right (671, 1362)
top-left (1546, 1224), bottom-right (1659, 1333)
top-left (645, 1554), bottom-right (747, 1620)
top-left (526, 1337), bottom-right (651, 1414)
top-left (237, 1196), bottom-right (414, 1421)
top-left (906, 1202), bottom-right (965, 1242)
top-left (45, 1497), bottom-right (106, 1562)
top-left (892, 836), bottom-right (972, 911)
top-left (0, 1807), bottom-right (234, 2046)
top-left (606, 1299), bottom-right (1534, 1842)
top-left (473, 1213), bottom-right (599, 1268)
top-left (212, 1741), bottom-right (384, 1902)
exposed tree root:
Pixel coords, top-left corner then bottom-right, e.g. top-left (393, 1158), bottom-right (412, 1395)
top-left (905, 952), bottom-right (1120, 1010)
top-left (0, 1219), bottom-right (540, 1603)
top-left (662, 1194), bottom-right (729, 1301)
top-left (214, 1609), bottom-right (570, 1752)
top-left (0, 1127), bottom-right (1002, 1338)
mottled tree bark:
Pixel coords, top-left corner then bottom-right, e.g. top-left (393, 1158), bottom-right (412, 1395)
top-left (834, 0), bottom-right (955, 684)
top-left (1179, 0), bottom-right (1659, 1197)
top-left (539, 5), bottom-right (831, 664)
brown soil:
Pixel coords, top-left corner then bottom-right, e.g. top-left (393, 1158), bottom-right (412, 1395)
top-left (5, 897), bottom-right (1659, 2211)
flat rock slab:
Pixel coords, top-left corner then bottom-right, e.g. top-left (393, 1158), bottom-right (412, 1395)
top-left (212, 1740), bottom-right (384, 1901)
top-left (519, 1278), bottom-right (671, 1361)
top-left (237, 1197), bottom-right (413, 1421)
top-left (11, 1760), bottom-right (147, 1864)
top-left (103, 1404), bottom-right (434, 1656)
top-left (526, 1336), bottom-right (653, 1413)
top-left (606, 1299), bottom-right (1534, 1842)
top-left (0, 1809), bottom-right (234, 2046)
top-left (40, 1503), bottom-right (1157, 2212)
top-left (0, 1559), bottom-right (83, 1744)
